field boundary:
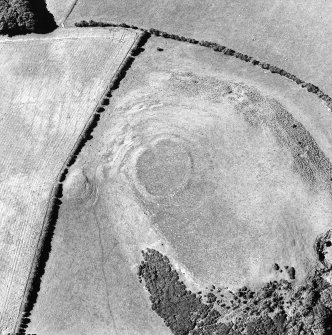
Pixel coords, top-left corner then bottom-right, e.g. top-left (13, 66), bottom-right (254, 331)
top-left (61, 0), bottom-right (80, 27)
top-left (13, 19), bottom-right (332, 334)
top-left (74, 20), bottom-right (332, 111)
top-left (14, 28), bottom-right (151, 334)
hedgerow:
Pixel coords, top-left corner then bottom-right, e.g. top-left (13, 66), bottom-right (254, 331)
top-left (15, 29), bottom-right (151, 335)
top-left (74, 20), bottom-right (332, 108)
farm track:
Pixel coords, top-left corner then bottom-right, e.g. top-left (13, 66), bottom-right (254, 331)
top-left (61, 0), bottom-right (80, 27)
top-left (0, 35), bottom-right (115, 43)
top-left (14, 29), bottom-right (150, 334)
top-left (0, 29), bottom-right (123, 43)
top-left (75, 20), bottom-right (332, 112)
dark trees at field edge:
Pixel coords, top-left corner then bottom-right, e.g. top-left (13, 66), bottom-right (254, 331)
top-left (0, 0), bottom-right (57, 36)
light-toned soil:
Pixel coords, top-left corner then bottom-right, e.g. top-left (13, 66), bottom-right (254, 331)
top-left (66, 0), bottom-right (332, 96)
top-left (0, 27), bottom-right (138, 334)
top-left (27, 34), bottom-right (332, 334)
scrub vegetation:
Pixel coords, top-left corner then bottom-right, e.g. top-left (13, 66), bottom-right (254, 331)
top-left (3, 2), bottom-right (331, 334)
top-left (139, 249), bottom-right (332, 335)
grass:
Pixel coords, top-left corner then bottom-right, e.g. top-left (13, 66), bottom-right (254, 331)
top-left (0, 27), bottom-right (138, 334)
top-left (26, 33), bottom-right (332, 334)
top-left (45, 0), bottom-right (77, 26)
top-left (65, 0), bottom-right (332, 97)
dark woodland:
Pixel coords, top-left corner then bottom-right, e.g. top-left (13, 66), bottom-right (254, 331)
top-left (0, 0), bottom-right (56, 36)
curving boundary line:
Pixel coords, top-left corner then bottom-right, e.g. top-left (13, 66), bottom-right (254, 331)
top-left (14, 19), bottom-right (332, 334)
top-left (75, 20), bottom-right (332, 111)
top-left (14, 29), bottom-right (151, 334)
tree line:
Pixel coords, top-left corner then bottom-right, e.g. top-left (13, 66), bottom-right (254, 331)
top-left (75, 20), bottom-right (332, 108)
top-left (16, 28), bottom-right (151, 334)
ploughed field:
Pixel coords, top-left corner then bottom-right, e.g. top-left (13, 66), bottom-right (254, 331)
top-left (0, 27), bottom-right (138, 334)
top-left (27, 35), bottom-right (332, 334)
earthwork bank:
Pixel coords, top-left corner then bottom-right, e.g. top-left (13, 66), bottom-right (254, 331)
top-left (26, 29), bottom-right (332, 335)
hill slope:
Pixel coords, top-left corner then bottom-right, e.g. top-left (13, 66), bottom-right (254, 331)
top-left (0, 27), bottom-right (138, 333)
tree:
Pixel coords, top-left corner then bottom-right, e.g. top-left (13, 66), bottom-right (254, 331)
top-left (0, 0), bottom-right (56, 36)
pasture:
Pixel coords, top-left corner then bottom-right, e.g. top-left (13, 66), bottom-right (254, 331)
top-left (0, 27), bottom-right (138, 334)
top-left (45, 0), bottom-right (78, 26)
top-left (66, 0), bottom-right (332, 96)
top-left (27, 34), bottom-right (332, 334)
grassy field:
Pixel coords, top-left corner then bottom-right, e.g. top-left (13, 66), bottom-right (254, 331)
top-left (27, 34), bottom-right (332, 334)
top-left (45, 0), bottom-right (78, 26)
top-left (66, 0), bottom-right (332, 97)
top-left (0, 27), bottom-right (138, 334)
